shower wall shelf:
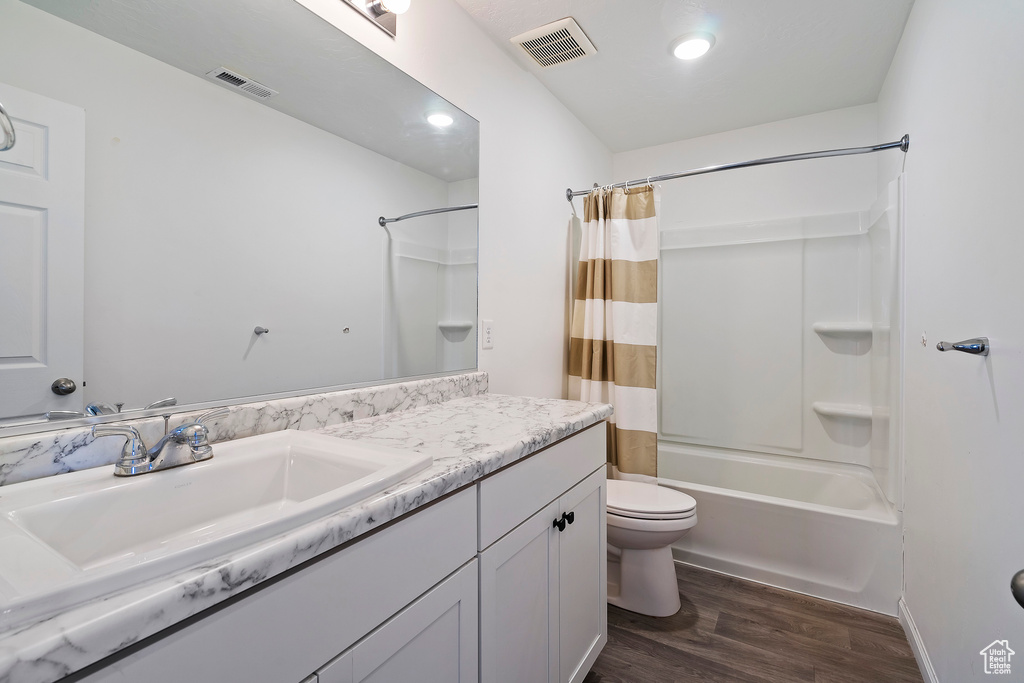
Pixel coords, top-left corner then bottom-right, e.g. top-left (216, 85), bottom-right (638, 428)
top-left (438, 321), bottom-right (473, 332)
top-left (812, 322), bottom-right (873, 337)
top-left (812, 402), bottom-right (873, 420)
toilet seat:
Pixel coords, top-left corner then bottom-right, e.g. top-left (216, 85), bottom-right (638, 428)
top-left (606, 480), bottom-right (696, 520)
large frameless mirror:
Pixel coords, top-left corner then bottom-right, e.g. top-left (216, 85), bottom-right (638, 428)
top-left (0, 0), bottom-right (479, 431)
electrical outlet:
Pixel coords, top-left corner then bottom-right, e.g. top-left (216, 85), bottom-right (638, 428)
top-left (481, 319), bottom-right (494, 350)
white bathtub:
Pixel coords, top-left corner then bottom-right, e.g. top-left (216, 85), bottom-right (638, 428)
top-left (658, 442), bottom-right (902, 615)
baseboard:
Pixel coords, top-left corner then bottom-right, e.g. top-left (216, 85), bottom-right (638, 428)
top-left (899, 598), bottom-right (938, 683)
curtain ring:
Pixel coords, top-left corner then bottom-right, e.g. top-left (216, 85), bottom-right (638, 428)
top-left (646, 176), bottom-right (652, 189)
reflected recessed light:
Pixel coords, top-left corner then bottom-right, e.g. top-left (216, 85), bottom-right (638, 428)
top-left (672, 32), bottom-right (715, 60)
top-left (427, 113), bottom-right (454, 128)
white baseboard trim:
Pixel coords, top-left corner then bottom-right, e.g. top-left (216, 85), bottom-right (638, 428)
top-left (899, 598), bottom-right (938, 683)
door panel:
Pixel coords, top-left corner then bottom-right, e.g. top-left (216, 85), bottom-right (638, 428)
top-left (479, 500), bottom-right (559, 683)
top-left (0, 82), bottom-right (84, 419)
top-left (349, 560), bottom-right (477, 683)
top-left (558, 469), bottom-right (607, 683)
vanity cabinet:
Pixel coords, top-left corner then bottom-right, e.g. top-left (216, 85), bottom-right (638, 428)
top-left (478, 425), bottom-right (607, 683)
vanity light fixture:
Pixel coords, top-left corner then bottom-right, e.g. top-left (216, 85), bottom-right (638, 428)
top-left (427, 113), bottom-right (454, 128)
top-left (370, 0), bottom-right (410, 15)
top-left (338, 0), bottom-right (409, 38)
top-left (671, 32), bottom-right (715, 60)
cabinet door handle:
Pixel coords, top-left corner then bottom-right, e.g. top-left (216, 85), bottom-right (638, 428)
top-left (553, 517), bottom-right (566, 532)
top-left (564, 511), bottom-right (575, 525)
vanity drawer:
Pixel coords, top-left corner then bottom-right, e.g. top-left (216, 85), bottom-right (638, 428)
top-left (478, 423), bottom-right (605, 550)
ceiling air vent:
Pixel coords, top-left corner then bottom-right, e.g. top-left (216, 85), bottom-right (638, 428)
top-left (204, 68), bottom-right (279, 100)
top-left (511, 18), bottom-right (597, 68)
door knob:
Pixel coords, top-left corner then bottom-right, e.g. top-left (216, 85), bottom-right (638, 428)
top-left (51, 378), bottom-right (77, 395)
top-left (553, 517), bottom-right (566, 532)
top-left (1012, 570), bottom-right (1024, 609)
top-left (936, 337), bottom-right (989, 356)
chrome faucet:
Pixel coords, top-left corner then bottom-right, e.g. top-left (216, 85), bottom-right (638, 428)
top-left (91, 408), bottom-right (230, 477)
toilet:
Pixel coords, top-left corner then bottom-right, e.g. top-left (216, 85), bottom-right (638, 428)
top-left (606, 479), bottom-right (697, 617)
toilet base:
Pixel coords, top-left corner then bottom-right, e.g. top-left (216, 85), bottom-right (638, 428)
top-left (606, 545), bottom-right (681, 617)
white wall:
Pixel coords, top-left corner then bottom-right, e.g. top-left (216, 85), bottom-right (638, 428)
top-left (877, 1), bottom-right (1024, 680)
top-left (295, 0), bottom-right (612, 399)
top-left (614, 106), bottom-right (884, 472)
top-left (0, 0), bottom-right (453, 409)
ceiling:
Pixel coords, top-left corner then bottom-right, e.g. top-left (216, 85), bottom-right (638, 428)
top-left (454, 0), bottom-right (914, 152)
top-left (23, 0), bottom-right (479, 181)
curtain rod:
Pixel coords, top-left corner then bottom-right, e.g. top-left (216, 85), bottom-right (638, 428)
top-left (379, 203), bottom-right (478, 227)
top-left (565, 134), bottom-right (910, 202)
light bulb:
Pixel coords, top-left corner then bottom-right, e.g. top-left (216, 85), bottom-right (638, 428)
top-left (672, 33), bottom-right (715, 60)
top-left (427, 113), bottom-right (454, 128)
top-left (378, 0), bottom-right (410, 15)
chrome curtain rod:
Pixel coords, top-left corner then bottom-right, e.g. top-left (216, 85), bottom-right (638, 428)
top-left (379, 203), bottom-right (478, 227)
top-left (565, 134), bottom-right (910, 202)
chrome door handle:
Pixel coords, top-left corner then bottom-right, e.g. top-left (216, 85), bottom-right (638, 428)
top-left (936, 337), bottom-right (989, 356)
top-left (1013, 570), bottom-right (1024, 609)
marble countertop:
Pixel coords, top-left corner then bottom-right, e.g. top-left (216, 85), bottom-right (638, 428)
top-left (0, 393), bottom-right (612, 683)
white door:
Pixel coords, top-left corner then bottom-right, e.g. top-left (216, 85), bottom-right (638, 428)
top-left (0, 82), bottom-right (84, 419)
top-left (479, 499), bottom-right (560, 683)
top-left (557, 470), bottom-right (607, 683)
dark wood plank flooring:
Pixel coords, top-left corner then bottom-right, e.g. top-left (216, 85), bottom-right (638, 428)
top-left (584, 564), bottom-right (923, 683)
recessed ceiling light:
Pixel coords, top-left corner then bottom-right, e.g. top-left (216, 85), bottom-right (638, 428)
top-left (671, 33), bottom-right (715, 60)
top-left (427, 113), bottom-right (454, 128)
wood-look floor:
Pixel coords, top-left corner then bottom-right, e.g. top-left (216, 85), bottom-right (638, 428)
top-left (583, 564), bottom-right (924, 683)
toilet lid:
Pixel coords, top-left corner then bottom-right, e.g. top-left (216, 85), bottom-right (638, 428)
top-left (606, 480), bottom-right (696, 519)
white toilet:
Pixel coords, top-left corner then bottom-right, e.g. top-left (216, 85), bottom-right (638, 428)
top-left (606, 479), bottom-right (697, 617)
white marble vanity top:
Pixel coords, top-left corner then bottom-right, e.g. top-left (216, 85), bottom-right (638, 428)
top-left (0, 393), bottom-right (611, 683)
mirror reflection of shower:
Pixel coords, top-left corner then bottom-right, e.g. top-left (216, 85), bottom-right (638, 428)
top-left (380, 191), bottom-right (478, 379)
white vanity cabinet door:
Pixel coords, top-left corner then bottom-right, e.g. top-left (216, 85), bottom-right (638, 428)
top-left (479, 466), bottom-right (607, 683)
top-left (479, 499), bottom-right (560, 683)
top-left (317, 559), bottom-right (478, 683)
top-left (557, 469), bottom-right (607, 683)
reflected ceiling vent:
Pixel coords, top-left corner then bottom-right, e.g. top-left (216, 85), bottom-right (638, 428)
top-left (511, 18), bottom-right (597, 68)
top-left (204, 68), bottom-right (278, 99)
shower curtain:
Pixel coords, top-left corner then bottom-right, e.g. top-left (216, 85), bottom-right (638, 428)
top-left (568, 186), bottom-right (659, 479)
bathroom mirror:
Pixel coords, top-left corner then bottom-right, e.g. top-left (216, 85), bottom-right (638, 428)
top-left (0, 0), bottom-right (479, 429)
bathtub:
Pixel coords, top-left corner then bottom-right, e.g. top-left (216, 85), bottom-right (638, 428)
top-left (658, 442), bottom-right (902, 615)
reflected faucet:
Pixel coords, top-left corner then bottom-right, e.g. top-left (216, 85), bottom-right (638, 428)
top-left (91, 408), bottom-right (230, 477)
top-left (86, 402), bottom-right (118, 416)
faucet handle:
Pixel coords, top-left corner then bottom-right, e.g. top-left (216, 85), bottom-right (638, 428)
top-left (92, 425), bottom-right (150, 474)
top-left (197, 408), bottom-right (230, 425)
top-left (144, 397), bottom-right (178, 411)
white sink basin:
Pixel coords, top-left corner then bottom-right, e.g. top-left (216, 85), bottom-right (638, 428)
top-left (0, 430), bottom-right (431, 630)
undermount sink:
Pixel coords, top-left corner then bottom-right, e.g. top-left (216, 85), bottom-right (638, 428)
top-left (0, 430), bottom-right (432, 630)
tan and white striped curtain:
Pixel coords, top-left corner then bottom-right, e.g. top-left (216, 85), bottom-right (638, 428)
top-left (568, 186), bottom-right (659, 478)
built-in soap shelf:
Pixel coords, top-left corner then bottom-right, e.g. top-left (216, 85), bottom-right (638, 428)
top-left (438, 321), bottom-right (473, 332)
top-left (812, 322), bottom-right (873, 337)
top-left (812, 402), bottom-right (873, 420)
